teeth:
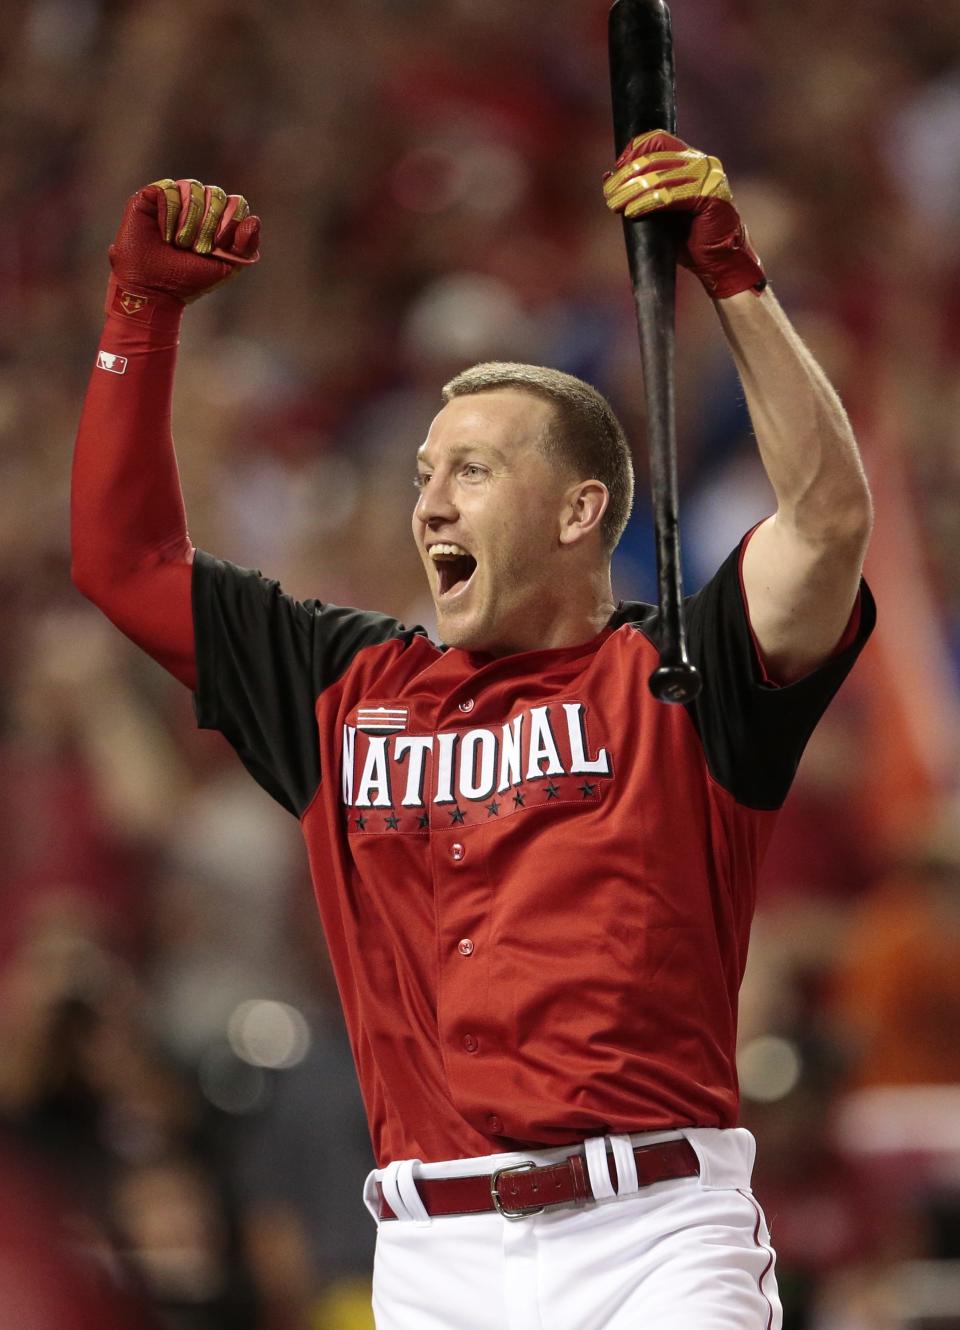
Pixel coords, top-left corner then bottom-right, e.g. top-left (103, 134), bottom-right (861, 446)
top-left (429, 543), bottom-right (471, 561)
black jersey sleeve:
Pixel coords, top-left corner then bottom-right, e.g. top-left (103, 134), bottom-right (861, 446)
top-left (665, 538), bottom-right (873, 810)
top-left (191, 550), bottom-right (421, 817)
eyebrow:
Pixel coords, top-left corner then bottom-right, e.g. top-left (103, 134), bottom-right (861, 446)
top-left (416, 442), bottom-right (509, 467)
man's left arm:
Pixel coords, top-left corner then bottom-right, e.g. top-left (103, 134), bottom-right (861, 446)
top-left (716, 288), bottom-right (872, 683)
top-left (604, 132), bottom-right (873, 684)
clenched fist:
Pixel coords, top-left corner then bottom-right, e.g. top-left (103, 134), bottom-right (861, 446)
top-left (108, 178), bottom-right (261, 308)
top-left (603, 132), bottom-right (765, 299)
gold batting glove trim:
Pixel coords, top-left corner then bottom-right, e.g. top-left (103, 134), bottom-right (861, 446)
top-left (603, 155), bottom-right (732, 216)
top-left (604, 147), bottom-right (703, 195)
top-left (213, 194), bottom-right (250, 250)
top-left (195, 186), bottom-right (228, 255)
top-left (699, 156), bottom-right (731, 201)
top-left (173, 179), bottom-right (205, 248)
top-left (604, 165), bottom-right (699, 213)
top-left (149, 178), bottom-right (182, 243)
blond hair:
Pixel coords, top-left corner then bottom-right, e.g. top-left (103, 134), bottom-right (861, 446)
top-left (441, 362), bottom-right (634, 550)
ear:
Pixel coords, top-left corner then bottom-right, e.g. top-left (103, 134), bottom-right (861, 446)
top-left (558, 479), bottom-right (609, 547)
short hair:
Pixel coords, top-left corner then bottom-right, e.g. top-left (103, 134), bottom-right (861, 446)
top-left (441, 362), bottom-right (635, 551)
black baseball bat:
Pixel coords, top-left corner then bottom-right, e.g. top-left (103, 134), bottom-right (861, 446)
top-left (609, 0), bottom-right (701, 704)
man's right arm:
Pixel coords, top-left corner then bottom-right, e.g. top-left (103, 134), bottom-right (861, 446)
top-left (70, 180), bottom-right (260, 690)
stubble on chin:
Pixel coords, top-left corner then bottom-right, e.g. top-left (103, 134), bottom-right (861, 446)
top-left (435, 617), bottom-right (471, 651)
top-left (435, 608), bottom-right (489, 653)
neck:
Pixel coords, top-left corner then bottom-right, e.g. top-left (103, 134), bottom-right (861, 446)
top-left (477, 562), bottom-right (616, 658)
top-left (547, 563), bottom-right (617, 649)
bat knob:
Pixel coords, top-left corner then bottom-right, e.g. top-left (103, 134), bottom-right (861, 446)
top-left (648, 661), bottom-right (702, 704)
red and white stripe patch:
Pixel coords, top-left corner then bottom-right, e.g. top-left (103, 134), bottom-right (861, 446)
top-left (356, 707), bottom-right (408, 734)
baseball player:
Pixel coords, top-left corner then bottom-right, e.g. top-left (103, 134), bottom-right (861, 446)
top-left (72, 136), bottom-right (874, 1329)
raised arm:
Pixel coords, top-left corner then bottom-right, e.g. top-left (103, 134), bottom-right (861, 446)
top-left (715, 289), bottom-right (871, 681)
top-left (604, 132), bottom-right (872, 683)
top-left (71, 180), bottom-right (260, 689)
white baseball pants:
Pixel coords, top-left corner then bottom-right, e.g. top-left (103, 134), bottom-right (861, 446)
top-left (364, 1127), bottom-right (781, 1330)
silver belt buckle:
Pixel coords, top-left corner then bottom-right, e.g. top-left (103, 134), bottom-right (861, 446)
top-left (490, 1160), bottom-right (545, 1220)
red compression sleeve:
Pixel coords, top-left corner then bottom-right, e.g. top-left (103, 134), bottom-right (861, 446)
top-left (71, 279), bottom-right (197, 690)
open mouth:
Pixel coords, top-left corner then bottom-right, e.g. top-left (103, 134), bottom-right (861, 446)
top-left (429, 543), bottom-right (478, 599)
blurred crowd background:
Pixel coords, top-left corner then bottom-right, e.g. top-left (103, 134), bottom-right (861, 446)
top-left (1, 0), bottom-right (959, 1326)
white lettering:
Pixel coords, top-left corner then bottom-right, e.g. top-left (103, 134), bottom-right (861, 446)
top-left (434, 731), bottom-right (458, 803)
top-left (563, 702), bottom-right (611, 775)
top-left (342, 725), bottom-right (356, 805)
top-left (498, 713), bottom-right (524, 792)
top-left (459, 729), bottom-right (496, 800)
top-left (525, 706), bottom-right (563, 779)
top-left (344, 702), bottom-right (611, 817)
top-left (394, 734), bottom-right (434, 806)
top-left (356, 737), bottom-right (392, 807)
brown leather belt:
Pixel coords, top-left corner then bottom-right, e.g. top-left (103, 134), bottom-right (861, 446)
top-left (377, 1137), bottom-right (699, 1221)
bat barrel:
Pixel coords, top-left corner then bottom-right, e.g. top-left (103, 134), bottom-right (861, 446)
top-left (609, 0), bottom-right (677, 152)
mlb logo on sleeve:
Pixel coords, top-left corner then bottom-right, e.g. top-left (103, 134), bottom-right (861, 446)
top-left (96, 350), bottom-right (128, 375)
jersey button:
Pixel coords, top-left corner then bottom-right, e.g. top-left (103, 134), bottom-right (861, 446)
top-left (451, 842), bottom-right (465, 862)
top-left (462, 1034), bottom-right (479, 1053)
top-left (487, 1114), bottom-right (503, 1134)
top-left (457, 938), bottom-right (474, 957)
top-left (458, 698), bottom-right (475, 713)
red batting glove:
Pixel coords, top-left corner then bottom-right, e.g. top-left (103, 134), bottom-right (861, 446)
top-left (603, 131), bottom-right (766, 299)
top-left (107, 178), bottom-right (261, 318)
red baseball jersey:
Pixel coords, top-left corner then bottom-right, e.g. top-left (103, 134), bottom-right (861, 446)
top-left (192, 539), bottom-right (874, 1166)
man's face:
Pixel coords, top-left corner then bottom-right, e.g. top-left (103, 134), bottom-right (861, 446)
top-left (412, 389), bottom-right (574, 655)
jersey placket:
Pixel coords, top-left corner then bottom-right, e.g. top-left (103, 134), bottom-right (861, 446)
top-left (429, 686), bottom-right (504, 1139)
